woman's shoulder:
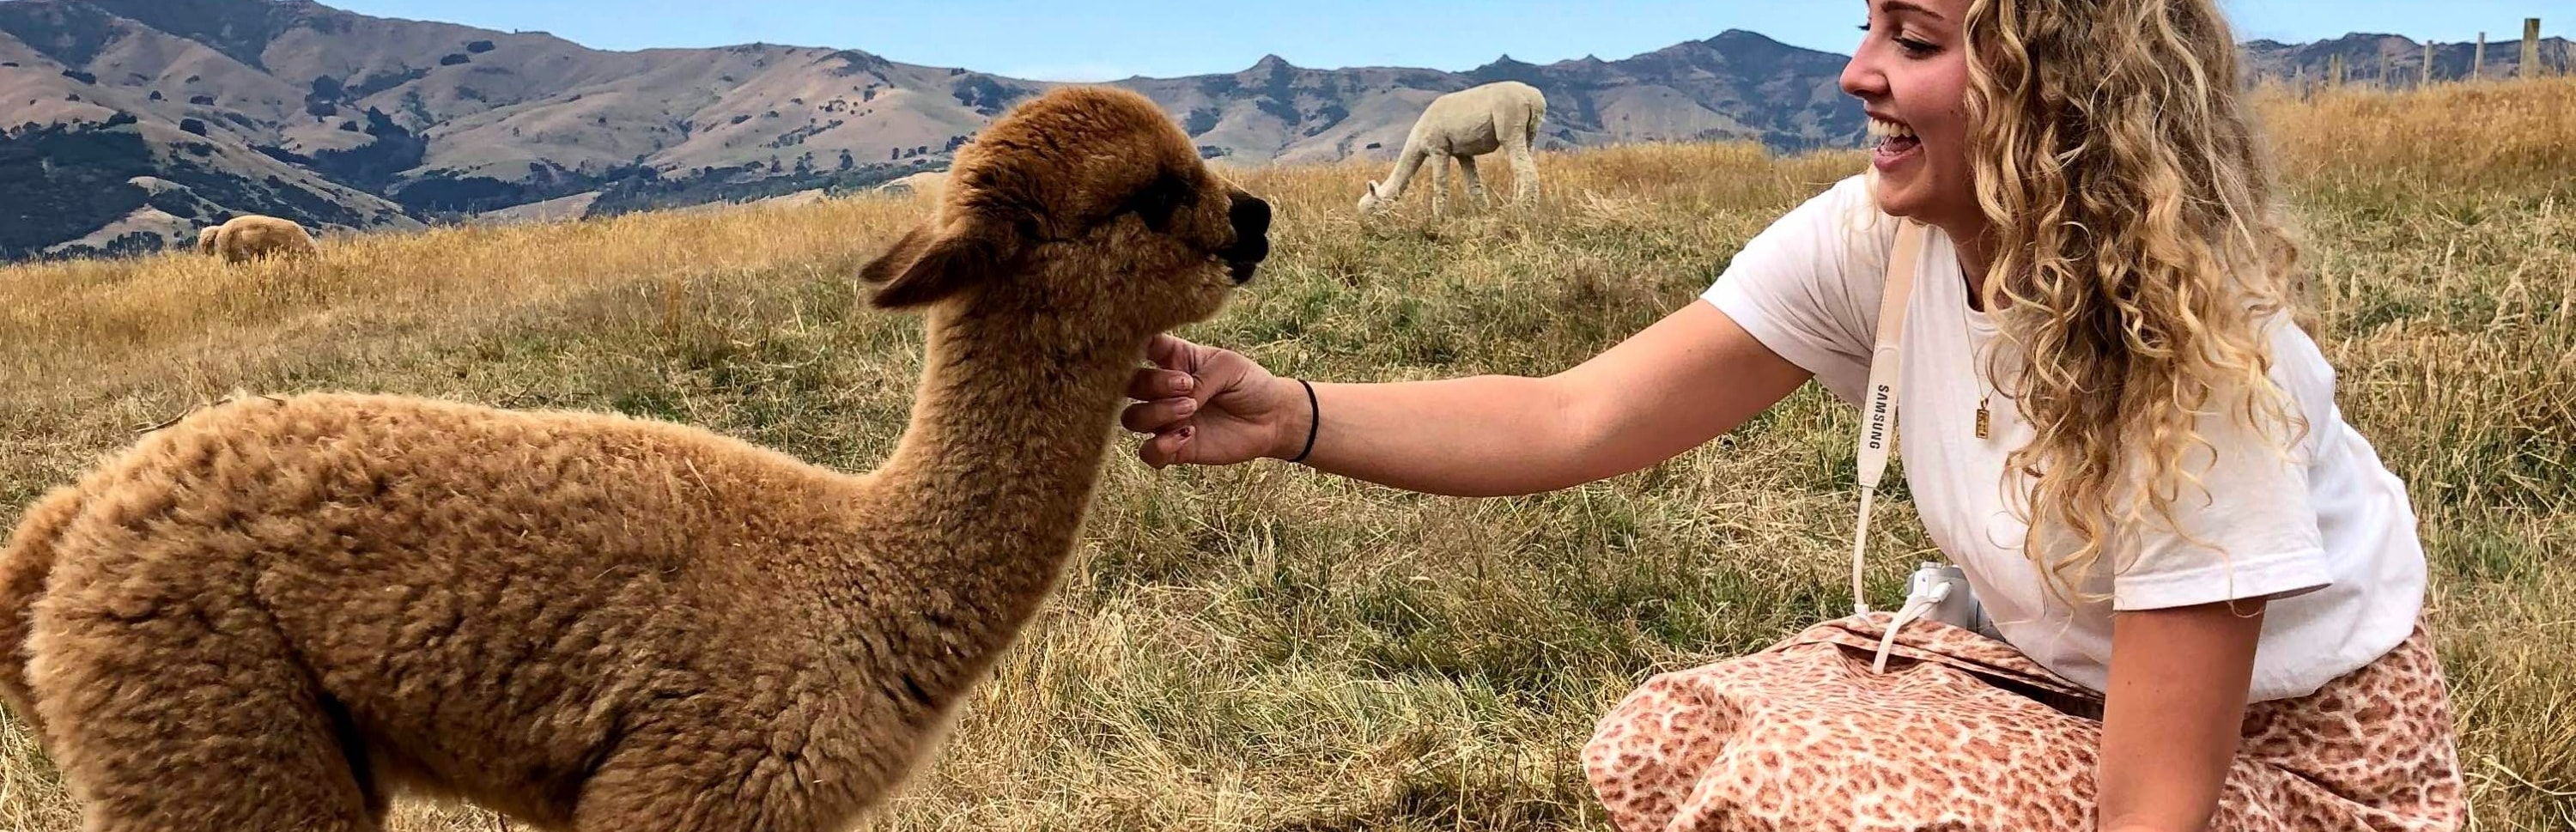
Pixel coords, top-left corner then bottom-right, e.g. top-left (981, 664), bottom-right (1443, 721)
top-left (1699, 173), bottom-right (1917, 400)
top-left (2257, 313), bottom-right (2349, 451)
top-left (1750, 174), bottom-right (1906, 281)
top-left (1732, 174), bottom-right (1887, 265)
top-left (1794, 173), bottom-right (1899, 241)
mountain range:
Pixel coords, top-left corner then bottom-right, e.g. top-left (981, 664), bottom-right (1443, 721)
top-left (2, 0), bottom-right (2567, 261)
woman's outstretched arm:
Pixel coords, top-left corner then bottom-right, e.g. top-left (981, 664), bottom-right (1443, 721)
top-left (1126, 300), bottom-right (1813, 497)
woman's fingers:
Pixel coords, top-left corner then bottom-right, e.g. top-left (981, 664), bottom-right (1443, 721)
top-left (1140, 425), bottom-right (1196, 469)
top-left (1121, 397), bottom-right (1199, 433)
top-left (1144, 333), bottom-right (1198, 372)
top-left (1125, 367), bottom-right (1197, 400)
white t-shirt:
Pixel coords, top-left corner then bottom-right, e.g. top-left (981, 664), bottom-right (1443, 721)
top-left (1704, 174), bottom-right (2427, 701)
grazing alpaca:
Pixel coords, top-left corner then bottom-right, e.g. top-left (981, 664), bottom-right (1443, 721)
top-left (874, 170), bottom-right (949, 197)
top-left (1357, 81), bottom-right (1544, 217)
top-left (196, 214), bottom-right (319, 263)
top-left (0, 85), bottom-right (1272, 832)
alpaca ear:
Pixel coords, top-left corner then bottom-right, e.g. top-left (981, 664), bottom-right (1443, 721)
top-left (862, 223), bottom-right (1014, 309)
top-left (1365, 181), bottom-right (1381, 198)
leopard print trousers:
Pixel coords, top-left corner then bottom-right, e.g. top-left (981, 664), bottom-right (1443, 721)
top-left (1584, 614), bottom-right (2463, 831)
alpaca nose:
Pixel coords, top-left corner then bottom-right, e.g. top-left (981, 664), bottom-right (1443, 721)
top-left (1229, 193), bottom-right (1272, 242)
top-left (1219, 191), bottom-right (1271, 282)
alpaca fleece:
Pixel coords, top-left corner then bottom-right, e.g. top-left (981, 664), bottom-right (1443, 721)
top-left (197, 214), bottom-right (319, 263)
top-left (0, 85), bottom-right (1271, 832)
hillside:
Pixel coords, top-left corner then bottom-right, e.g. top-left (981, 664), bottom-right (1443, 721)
top-left (2, 77), bottom-right (2573, 831)
top-left (1, 0), bottom-right (2565, 261)
top-left (0, 0), bottom-right (1875, 260)
top-left (2244, 31), bottom-right (2575, 88)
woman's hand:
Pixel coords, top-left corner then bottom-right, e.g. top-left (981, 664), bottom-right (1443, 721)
top-left (1123, 334), bottom-right (1310, 468)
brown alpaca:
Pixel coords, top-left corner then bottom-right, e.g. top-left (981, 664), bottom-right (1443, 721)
top-left (0, 85), bottom-right (1271, 832)
top-left (196, 214), bottom-right (319, 263)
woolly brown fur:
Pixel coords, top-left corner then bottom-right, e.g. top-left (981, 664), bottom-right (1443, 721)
top-left (0, 85), bottom-right (1270, 832)
top-left (197, 214), bottom-right (319, 263)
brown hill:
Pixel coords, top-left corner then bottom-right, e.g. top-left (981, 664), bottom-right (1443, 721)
top-left (3, 0), bottom-right (2558, 261)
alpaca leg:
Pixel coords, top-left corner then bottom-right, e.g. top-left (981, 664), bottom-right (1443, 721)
top-left (1509, 144), bottom-right (1540, 206)
top-left (573, 736), bottom-right (833, 832)
top-left (31, 584), bottom-right (382, 832)
top-left (572, 701), bottom-right (937, 832)
top-left (0, 486), bottom-right (82, 738)
top-left (1427, 155), bottom-right (1449, 218)
top-left (1455, 154), bottom-right (1488, 213)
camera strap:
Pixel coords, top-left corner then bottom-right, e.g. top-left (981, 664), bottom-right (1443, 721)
top-left (1853, 218), bottom-right (1971, 673)
top-left (1851, 218), bottom-right (1925, 617)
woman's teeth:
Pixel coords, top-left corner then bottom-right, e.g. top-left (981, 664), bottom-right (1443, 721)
top-left (1868, 118), bottom-right (1920, 152)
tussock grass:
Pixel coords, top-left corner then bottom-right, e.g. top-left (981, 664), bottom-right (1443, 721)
top-left (2, 78), bottom-right (2572, 830)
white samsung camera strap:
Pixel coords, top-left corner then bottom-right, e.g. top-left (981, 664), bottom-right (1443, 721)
top-left (1850, 218), bottom-right (1978, 672)
top-left (1851, 218), bottom-right (1924, 618)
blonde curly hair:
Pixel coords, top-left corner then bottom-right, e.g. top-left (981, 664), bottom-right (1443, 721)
top-left (1961, 0), bottom-right (2307, 600)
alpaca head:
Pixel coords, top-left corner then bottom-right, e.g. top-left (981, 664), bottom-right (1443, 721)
top-left (1356, 180), bottom-right (1388, 214)
top-left (860, 86), bottom-right (1272, 341)
top-left (195, 226), bottom-right (220, 255)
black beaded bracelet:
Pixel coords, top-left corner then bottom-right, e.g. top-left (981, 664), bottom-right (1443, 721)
top-left (1285, 379), bottom-right (1319, 464)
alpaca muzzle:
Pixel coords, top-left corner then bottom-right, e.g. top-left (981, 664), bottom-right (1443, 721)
top-left (1218, 193), bottom-right (1272, 283)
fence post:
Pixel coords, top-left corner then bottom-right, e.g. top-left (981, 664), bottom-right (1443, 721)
top-left (2526, 18), bottom-right (2543, 79)
top-left (2422, 40), bottom-right (2435, 86)
top-left (2329, 53), bottom-right (2345, 87)
top-left (2475, 32), bottom-right (2486, 80)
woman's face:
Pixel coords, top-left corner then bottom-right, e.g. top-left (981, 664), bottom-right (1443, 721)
top-left (1842, 0), bottom-right (1978, 230)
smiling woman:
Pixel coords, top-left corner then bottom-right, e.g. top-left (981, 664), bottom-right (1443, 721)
top-left (1577, 1), bottom-right (2464, 829)
top-left (1117, 0), bottom-right (2465, 830)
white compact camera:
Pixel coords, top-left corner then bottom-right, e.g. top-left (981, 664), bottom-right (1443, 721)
top-left (1905, 562), bottom-right (1996, 638)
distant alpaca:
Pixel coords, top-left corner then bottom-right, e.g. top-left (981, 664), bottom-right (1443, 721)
top-left (196, 214), bottom-right (318, 263)
top-left (1358, 81), bottom-right (1545, 217)
top-left (0, 86), bottom-right (1272, 832)
top-left (875, 170), bottom-right (949, 197)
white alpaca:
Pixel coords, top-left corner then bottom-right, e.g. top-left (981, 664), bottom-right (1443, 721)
top-left (1357, 81), bottom-right (1545, 217)
top-left (874, 170), bottom-right (948, 197)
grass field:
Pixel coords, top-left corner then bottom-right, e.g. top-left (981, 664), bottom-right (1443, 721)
top-left (1, 77), bottom-right (2571, 830)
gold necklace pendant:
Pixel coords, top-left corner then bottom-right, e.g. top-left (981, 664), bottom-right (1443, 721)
top-left (1974, 394), bottom-right (1992, 440)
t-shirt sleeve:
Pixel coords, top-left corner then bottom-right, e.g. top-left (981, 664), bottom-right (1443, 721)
top-left (2110, 350), bottom-right (2336, 610)
top-left (1701, 176), bottom-right (1889, 405)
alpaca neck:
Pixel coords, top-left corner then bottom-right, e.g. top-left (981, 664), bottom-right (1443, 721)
top-left (1379, 143), bottom-right (1432, 199)
top-left (866, 295), bottom-right (1138, 661)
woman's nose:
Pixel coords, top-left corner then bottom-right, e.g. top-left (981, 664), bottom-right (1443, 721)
top-left (1840, 46), bottom-right (1889, 100)
top-left (1844, 58), bottom-right (1886, 100)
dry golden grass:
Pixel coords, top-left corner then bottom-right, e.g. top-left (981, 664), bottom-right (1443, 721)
top-left (2258, 76), bottom-right (2576, 201)
top-left (1, 78), bottom-right (2571, 831)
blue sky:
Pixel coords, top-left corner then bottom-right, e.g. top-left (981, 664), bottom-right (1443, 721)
top-left (329, 1), bottom-right (2572, 81)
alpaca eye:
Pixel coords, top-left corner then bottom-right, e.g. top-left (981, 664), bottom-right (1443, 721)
top-left (1118, 170), bottom-right (1196, 234)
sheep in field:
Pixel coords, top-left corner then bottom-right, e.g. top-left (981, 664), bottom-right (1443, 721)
top-left (0, 84), bottom-right (1272, 832)
top-left (195, 214), bottom-right (319, 263)
top-left (1357, 80), bottom-right (1545, 217)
